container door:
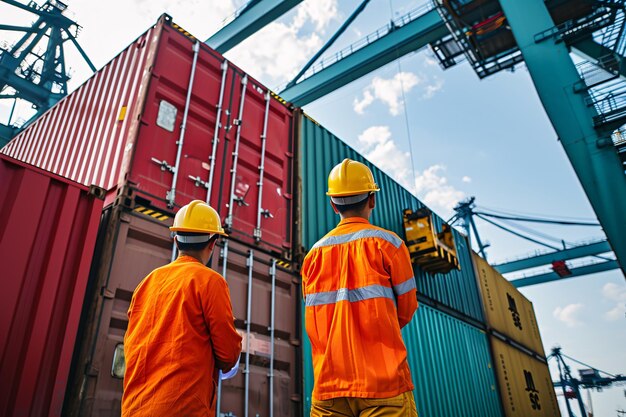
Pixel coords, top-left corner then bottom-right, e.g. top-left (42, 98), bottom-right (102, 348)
top-left (127, 24), bottom-right (294, 256)
top-left (128, 26), bottom-right (234, 209)
top-left (68, 208), bottom-right (301, 416)
top-left (68, 209), bottom-right (172, 416)
top-left (213, 239), bottom-right (300, 416)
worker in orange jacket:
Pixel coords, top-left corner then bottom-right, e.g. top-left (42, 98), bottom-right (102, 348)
top-left (122, 200), bottom-right (242, 417)
top-left (301, 159), bottom-right (418, 416)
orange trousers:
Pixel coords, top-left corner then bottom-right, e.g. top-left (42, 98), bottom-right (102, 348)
top-left (311, 391), bottom-right (418, 417)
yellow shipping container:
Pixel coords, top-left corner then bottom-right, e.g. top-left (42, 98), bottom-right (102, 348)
top-left (473, 253), bottom-right (545, 357)
top-left (491, 337), bottom-right (560, 417)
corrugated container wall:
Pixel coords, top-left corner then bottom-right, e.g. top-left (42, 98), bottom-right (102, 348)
top-left (2, 15), bottom-right (296, 258)
top-left (473, 253), bottom-right (546, 357)
top-left (298, 113), bottom-right (484, 321)
top-left (490, 337), bottom-right (559, 417)
top-left (402, 305), bottom-right (503, 417)
top-left (298, 113), bottom-right (489, 415)
top-left (0, 155), bottom-right (104, 417)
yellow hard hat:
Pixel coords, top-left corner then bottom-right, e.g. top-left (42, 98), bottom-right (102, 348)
top-left (170, 200), bottom-right (228, 236)
top-left (327, 158), bottom-right (380, 197)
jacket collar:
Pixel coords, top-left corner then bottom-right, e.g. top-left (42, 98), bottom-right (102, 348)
top-left (338, 217), bottom-right (370, 226)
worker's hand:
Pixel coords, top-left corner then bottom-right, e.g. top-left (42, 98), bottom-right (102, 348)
top-left (215, 358), bottom-right (238, 372)
top-left (218, 354), bottom-right (240, 380)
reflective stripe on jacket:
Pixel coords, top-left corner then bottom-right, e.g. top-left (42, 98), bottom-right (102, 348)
top-left (122, 256), bottom-right (242, 417)
top-left (301, 217), bottom-right (418, 400)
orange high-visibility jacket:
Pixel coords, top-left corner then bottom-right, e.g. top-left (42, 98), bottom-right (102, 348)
top-left (122, 255), bottom-right (242, 417)
top-left (301, 217), bottom-right (418, 400)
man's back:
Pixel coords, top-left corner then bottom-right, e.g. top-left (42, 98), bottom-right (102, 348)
top-left (301, 217), bottom-right (418, 401)
top-left (122, 256), bottom-right (241, 416)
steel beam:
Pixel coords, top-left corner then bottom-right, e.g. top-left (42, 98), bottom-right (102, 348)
top-left (500, 0), bottom-right (626, 277)
top-left (280, 9), bottom-right (447, 106)
top-left (206, 0), bottom-right (303, 53)
top-left (494, 240), bottom-right (613, 273)
top-left (571, 37), bottom-right (626, 79)
top-left (510, 260), bottom-right (619, 287)
top-left (0, 123), bottom-right (16, 147)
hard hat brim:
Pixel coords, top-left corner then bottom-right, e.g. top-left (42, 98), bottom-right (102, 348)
top-left (169, 226), bottom-right (229, 237)
top-left (326, 187), bottom-right (380, 197)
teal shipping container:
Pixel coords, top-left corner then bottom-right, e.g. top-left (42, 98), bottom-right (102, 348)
top-left (298, 113), bottom-right (496, 415)
top-left (402, 305), bottom-right (503, 417)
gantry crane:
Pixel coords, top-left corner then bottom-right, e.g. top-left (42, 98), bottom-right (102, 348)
top-left (450, 197), bottom-right (618, 286)
top-left (0, 0), bottom-right (94, 146)
top-left (206, 0), bottom-right (626, 280)
top-left (550, 347), bottom-right (626, 417)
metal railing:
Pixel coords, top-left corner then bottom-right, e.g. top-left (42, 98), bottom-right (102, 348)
top-left (507, 256), bottom-right (617, 280)
top-left (493, 238), bottom-right (609, 266)
top-left (297, 2), bottom-right (435, 81)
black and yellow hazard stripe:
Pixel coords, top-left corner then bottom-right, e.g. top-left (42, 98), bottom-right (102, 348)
top-left (270, 91), bottom-right (289, 106)
top-left (134, 205), bottom-right (170, 222)
top-left (276, 259), bottom-right (291, 269)
top-left (171, 22), bottom-right (196, 41)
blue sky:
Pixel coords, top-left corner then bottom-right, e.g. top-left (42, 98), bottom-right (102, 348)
top-left (1, 1), bottom-right (624, 415)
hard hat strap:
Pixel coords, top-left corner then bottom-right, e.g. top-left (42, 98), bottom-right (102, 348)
top-left (331, 192), bottom-right (370, 205)
top-left (176, 234), bottom-right (213, 243)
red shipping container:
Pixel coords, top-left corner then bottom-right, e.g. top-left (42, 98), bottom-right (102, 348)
top-left (1, 15), bottom-right (296, 257)
top-left (0, 155), bottom-right (104, 417)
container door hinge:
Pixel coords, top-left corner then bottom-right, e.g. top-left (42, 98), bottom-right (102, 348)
top-left (88, 185), bottom-right (106, 200)
top-left (233, 195), bottom-right (249, 207)
top-left (151, 157), bottom-right (175, 173)
top-left (101, 287), bottom-right (115, 299)
top-left (84, 363), bottom-right (99, 377)
top-left (188, 175), bottom-right (209, 189)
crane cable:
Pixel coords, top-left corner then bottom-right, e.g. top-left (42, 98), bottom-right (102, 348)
top-left (474, 211), bottom-right (601, 227)
top-left (476, 214), bottom-right (615, 262)
top-left (388, 0), bottom-right (418, 188)
top-left (475, 214), bottom-right (561, 251)
top-left (548, 352), bottom-right (618, 379)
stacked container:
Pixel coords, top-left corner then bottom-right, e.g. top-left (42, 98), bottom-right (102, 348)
top-left (472, 254), bottom-right (559, 417)
top-left (3, 15), bottom-right (300, 417)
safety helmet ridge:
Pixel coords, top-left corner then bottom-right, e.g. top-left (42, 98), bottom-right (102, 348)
top-left (327, 158), bottom-right (380, 197)
top-left (170, 200), bottom-right (228, 236)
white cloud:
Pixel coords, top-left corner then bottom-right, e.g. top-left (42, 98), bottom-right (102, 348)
top-left (353, 90), bottom-right (374, 115)
top-left (462, 176), bottom-right (472, 183)
top-left (605, 303), bottom-right (626, 321)
top-left (357, 126), bottom-right (413, 188)
top-left (553, 303), bottom-right (584, 327)
top-left (353, 70), bottom-right (445, 115)
top-left (602, 283), bottom-right (626, 302)
top-left (292, 0), bottom-right (338, 32)
top-left (415, 165), bottom-right (465, 212)
top-left (353, 72), bottom-right (420, 116)
top-left (226, 0), bottom-right (338, 85)
top-left (423, 56), bottom-right (439, 67)
top-left (356, 128), bottom-right (465, 215)
top-left (422, 77), bottom-right (444, 99)
top-left (602, 283), bottom-right (626, 321)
